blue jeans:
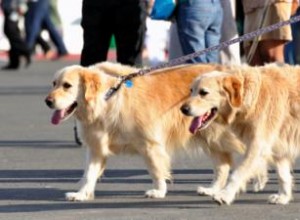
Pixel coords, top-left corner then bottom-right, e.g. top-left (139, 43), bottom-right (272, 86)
top-left (25, 0), bottom-right (67, 55)
top-left (176, 0), bottom-right (223, 63)
top-left (284, 8), bottom-right (300, 65)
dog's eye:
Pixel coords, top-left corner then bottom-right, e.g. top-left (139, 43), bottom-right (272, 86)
top-left (199, 89), bottom-right (208, 96)
top-left (52, 81), bottom-right (56, 87)
top-left (63, 82), bottom-right (72, 89)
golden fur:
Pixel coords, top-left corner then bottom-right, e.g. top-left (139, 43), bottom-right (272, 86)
top-left (182, 63), bottom-right (300, 205)
top-left (45, 62), bottom-right (265, 201)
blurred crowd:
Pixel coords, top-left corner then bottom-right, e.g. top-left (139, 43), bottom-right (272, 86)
top-left (0, 0), bottom-right (67, 70)
top-left (0, 0), bottom-right (300, 71)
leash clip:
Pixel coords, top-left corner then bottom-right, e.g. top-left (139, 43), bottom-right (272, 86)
top-left (104, 76), bottom-right (125, 101)
top-left (104, 87), bottom-right (117, 100)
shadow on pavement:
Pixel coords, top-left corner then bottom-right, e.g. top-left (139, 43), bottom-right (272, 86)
top-left (0, 169), bottom-right (298, 213)
top-left (0, 86), bottom-right (51, 95)
top-left (0, 169), bottom-right (214, 184)
top-left (0, 140), bottom-right (79, 149)
top-left (0, 199), bottom-right (217, 213)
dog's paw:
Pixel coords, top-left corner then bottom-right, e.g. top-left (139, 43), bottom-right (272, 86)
top-left (65, 191), bottom-right (94, 201)
top-left (252, 175), bottom-right (268, 192)
top-left (252, 179), bottom-right (267, 192)
top-left (213, 190), bottom-right (235, 205)
top-left (197, 186), bottom-right (218, 197)
top-left (268, 194), bottom-right (291, 205)
top-left (145, 189), bottom-right (166, 198)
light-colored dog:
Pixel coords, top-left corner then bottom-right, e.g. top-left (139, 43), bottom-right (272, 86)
top-left (181, 63), bottom-right (300, 205)
top-left (45, 62), bottom-right (265, 201)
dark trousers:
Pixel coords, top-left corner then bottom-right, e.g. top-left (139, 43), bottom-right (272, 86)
top-left (36, 34), bottom-right (51, 53)
top-left (3, 12), bottom-right (29, 67)
top-left (80, 0), bottom-right (148, 67)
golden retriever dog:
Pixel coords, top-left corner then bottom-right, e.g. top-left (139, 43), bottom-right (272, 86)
top-left (181, 63), bottom-right (300, 205)
top-left (45, 62), bottom-right (265, 201)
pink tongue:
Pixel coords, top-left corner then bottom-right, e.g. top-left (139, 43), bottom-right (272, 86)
top-left (189, 116), bottom-right (203, 134)
top-left (51, 110), bottom-right (65, 125)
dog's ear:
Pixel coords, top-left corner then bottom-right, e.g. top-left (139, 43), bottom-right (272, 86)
top-left (222, 75), bottom-right (242, 108)
top-left (80, 70), bottom-right (101, 103)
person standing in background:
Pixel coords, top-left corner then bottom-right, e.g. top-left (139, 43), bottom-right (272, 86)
top-left (80, 0), bottom-right (148, 67)
top-left (25, 0), bottom-right (68, 60)
top-left (73, 0), bottom-right (148, 145)
top-left (169, 0), bottom-right (239, 65)
top-left (242, 0), bottom-right (298, 66)
top-left (33, 0), bottom-right (64, 59)
top-left (1, 0), bottom-right (31, 70)
top-left (175, 0), bottom-right (223, 63)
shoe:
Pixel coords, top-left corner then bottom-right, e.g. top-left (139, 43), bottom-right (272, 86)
top-left (1, 64), bottom-right (19, 70)
top-left (44, 50), bottom-right (55, 60)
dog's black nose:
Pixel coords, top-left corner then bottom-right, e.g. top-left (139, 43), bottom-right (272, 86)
top-left (180, 104), bottom-right (190, 115)
top-left (45, 97), bottom-right (54, 108)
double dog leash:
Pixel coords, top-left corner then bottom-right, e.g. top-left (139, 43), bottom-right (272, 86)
top-left (104, 14), bottom-right (300, 101)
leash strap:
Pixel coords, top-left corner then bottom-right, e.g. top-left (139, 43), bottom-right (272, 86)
top-left (104, 14), bottom-right (300, 100)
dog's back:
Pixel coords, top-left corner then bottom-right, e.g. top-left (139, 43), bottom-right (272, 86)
top-left (103, 63), bottom-right (243, 154)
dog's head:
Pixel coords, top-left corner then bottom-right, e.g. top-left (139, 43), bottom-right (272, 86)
top-left (180, 71), bottom-right (243, 134)
top-left (45, 65), bottom-right (105, 125)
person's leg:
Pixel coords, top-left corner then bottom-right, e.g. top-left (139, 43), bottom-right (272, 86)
top-left (176, 0), bottom-right (220, 63)
top-left (285, 7), bottom-right (300, 64)
top-left (25, 1), bottom-right (46, 52)
top-left (284, 41), bottom-right (295, 65)
top-left (244, 44), bottom-right (264, 66)
top-left (42, 10), bottom-right (68, 56)
top-left (244, 40), bottom-right (287, 66)
top-left (205, 0), bottom-right (223, 63)
top-left (80, 2), bottom-right (112, 66)
top-left (294, 8), bottom-right (300, 64)
top-left (36, 33), bottom-right (51, 54)
top-left (258, 40), bottom-right (287, 64)
top-left (3, 13), bottom-right (20, 68)
top-left (3, 12), bottom-right (30, 68)
top-left (257, 2), bottom-right (292, 64)
top-left (114, 0), bottom-right (147, 66)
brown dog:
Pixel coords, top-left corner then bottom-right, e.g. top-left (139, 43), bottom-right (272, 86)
top-left (182, 63), bottom-right (300, 205)
top-left (45, 62), bottom-right (265, 201)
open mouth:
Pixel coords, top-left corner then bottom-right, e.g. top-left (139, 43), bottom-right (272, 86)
top-left (51, 102), bottom-right (77, 125)
top-left (189, 107), bottom-right (218, 134)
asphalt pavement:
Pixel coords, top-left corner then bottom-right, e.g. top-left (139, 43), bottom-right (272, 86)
top-left (0, 58), bottom-right (299, 220)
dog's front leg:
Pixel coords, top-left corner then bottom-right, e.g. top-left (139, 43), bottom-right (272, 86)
top-left (268, 158), bottom-right (293, 205)
top-left (251, 158), bottom-right (268, 192)
top-left (213, 139), bottom-right (268, 205)
top-left (66, 147), bottom-right (107, 201)
top-left (142, 144), bottom-right (171, 199)
top-left (198, 151), bottom-right (232, 197)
